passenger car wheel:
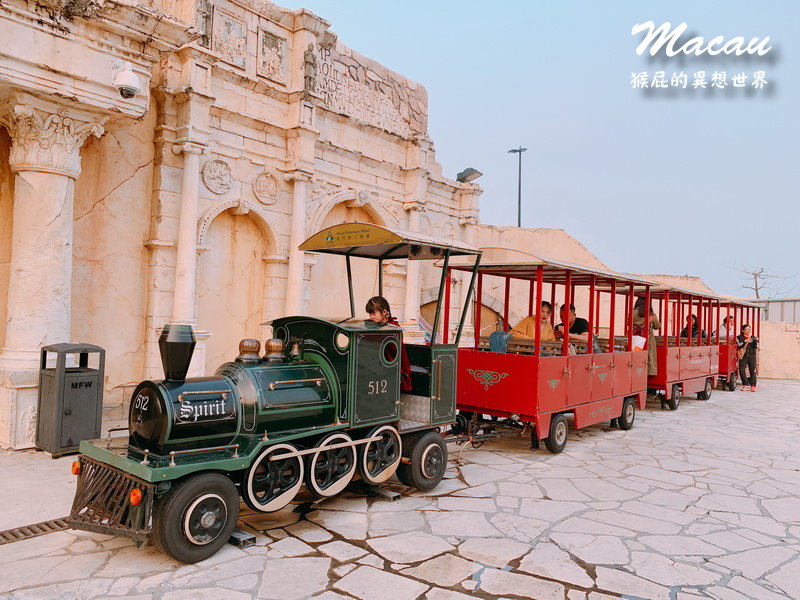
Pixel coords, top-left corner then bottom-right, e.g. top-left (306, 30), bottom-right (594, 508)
top-left (697, 378), bottom-right (713, 401)
top-left (618, 398), bottom-right (636, 431)
top-left (727, 373), bottom-right (737, 391)
top-left (544, 413), bottom-right (568, 453)
top-left (151, 473), bottom-right (239, 564)
top-left (667, 384), bottom-right (681, 410)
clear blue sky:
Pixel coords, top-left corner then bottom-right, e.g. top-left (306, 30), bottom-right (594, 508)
top-left (294, 1), bottom-right (798, 298)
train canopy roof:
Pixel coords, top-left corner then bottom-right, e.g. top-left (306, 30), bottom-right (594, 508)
top-left (445, 248), bottom-right (653, 287)
top-left (299, 223), bottom-right (481, 260)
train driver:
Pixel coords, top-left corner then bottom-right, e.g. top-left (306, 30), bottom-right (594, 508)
top-left (365, 296), bottom-right (412, 392)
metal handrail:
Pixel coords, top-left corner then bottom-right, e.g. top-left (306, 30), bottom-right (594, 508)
top-left (268, 378), bottom-right (324, 391)
top-left (177, 390), bottom-right (230, 403)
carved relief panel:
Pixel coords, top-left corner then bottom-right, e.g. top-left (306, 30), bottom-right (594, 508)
top-left (252, 172), bottom-right (278, 204)
top-left (213, 10), bottom-right (247, 69)
top-left (202, 159), bottom-right (232, 194)
top-left (258, 29), bottom-right (287, 84)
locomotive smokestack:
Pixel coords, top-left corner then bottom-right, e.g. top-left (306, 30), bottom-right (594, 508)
top-left (158, 324), bottom-right (196, 382)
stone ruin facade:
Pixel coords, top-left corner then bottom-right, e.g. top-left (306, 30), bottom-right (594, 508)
top-left (0, 0), bottom-right (482, 448)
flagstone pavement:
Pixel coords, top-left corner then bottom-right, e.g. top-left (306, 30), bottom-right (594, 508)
top-left (2, 379), bottom-right (799, 600)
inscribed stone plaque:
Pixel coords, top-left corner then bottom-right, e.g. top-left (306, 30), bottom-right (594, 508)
top-left (312, 44), bottom-right (426, 138)
top-left (253, 172), bottom-right (278, 204)
top-left (213, 11), bottom-right (247, 69)
top-left (258, 29), bottom-right (287, 83)
top-left (202, 159), bottom-right (232, 194)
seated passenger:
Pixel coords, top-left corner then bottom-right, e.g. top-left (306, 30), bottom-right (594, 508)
top-left (718, 316), bottom-right (735, 341)
top-left (510, 301), bottom-right (556, 341)
top-left (679, 314), bottom-right (707, 339)
top-left (554, 303), bottom-right (590, 343)
top-left (365, 296), bottom-right (412, 392)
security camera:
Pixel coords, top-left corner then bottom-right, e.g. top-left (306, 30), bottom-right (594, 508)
top-left (113, 62), bottom-right (140, 99)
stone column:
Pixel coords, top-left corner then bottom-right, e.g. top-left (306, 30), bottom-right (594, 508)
top-left (284, 170), bottom-right (312, 315)
top-left (458, 215), bottom-right (480, 346)
top-left (458, 182), bottom-right (483, 347)
top-left (402, 202), bottom-right (426, 343)
top-left (0, 99), bottom-right (106, 449)
top-left (169, 142), bottom-right (211, 377)
top-left (170, 142), bottom-right (204, 325)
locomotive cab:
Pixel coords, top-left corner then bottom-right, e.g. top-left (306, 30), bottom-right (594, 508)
top-left (297, 223), bottom-right (481, 441)
top-left (271, 316), bottom-right (402, 428)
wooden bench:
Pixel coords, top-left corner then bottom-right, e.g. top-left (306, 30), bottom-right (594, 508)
top-left (477, 335), bottom-right (588, 355)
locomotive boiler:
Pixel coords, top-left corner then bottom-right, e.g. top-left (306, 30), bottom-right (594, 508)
top-left (67, 223), bottom-right (481, 564)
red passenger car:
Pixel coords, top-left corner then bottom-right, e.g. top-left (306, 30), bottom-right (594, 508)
top-left (647, 287), bottom-right (720, 409)
top-left (443, 256), bottom-right (652, 453)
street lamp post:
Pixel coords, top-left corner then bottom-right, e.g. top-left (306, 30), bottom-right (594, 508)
top-left (507, 146), bottom-right (527, 227)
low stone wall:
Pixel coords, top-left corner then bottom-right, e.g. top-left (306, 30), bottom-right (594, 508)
top-left (759, 320), bottom-right (800, 380)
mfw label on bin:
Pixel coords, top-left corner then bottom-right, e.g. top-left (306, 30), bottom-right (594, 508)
top-left (70, 380), bottom-right (94, 389)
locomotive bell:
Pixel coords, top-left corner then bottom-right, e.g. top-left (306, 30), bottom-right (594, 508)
top-left (236, 339), bottom-right (262, 364)
top-left (158, 324), bottom-right (196, 382)
top-left (264, 338), bottom-right (285, 362)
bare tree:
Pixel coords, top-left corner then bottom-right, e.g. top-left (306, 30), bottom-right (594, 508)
top-left (736, 267), bottom-right (791, 299)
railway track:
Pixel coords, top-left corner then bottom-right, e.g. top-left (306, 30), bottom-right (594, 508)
top-left (0, 518), bottom-right (70, 545)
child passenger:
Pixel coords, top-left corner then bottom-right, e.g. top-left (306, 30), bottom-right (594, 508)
top-left (365, 296), bottom-right (412, 392)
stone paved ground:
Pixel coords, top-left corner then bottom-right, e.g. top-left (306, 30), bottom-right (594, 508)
top-left (2, 379), bottom-right (800, 600)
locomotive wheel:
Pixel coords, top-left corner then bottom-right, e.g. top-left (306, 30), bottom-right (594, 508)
top-left (727, 373), bottom-right (737, 391)
top-left (357, 425), bottom-right (402, 484)
top-left (151, 473), bottom-right (239, 564)
top-left (305, 432), bottom-right (357, 497)
top-left (396, 430), bottom-right (447, 491)
top-left (243, 443), bottom-right (304, 513)
top-left (544, 413), bottom-right (568, 454)
top-left (617, 398), bottom-right (636, 431)
top-left (697, 378), bottom-right (713, 401)
top-left (667, 384), bottom-right (681, 410)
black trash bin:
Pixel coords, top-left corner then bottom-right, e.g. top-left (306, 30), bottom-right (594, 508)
top-left (37, 343), bottom-right (105, 457)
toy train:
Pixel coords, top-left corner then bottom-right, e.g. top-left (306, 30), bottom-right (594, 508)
top-left (68, 224), bottom-right (481, 563)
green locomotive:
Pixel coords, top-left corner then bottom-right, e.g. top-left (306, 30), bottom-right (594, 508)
top-left (67, 224), bottom-right (480, 563)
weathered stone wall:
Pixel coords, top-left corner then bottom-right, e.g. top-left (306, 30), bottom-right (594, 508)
top-left (758, 321), bottom-right (800, 380)
top-left (71, 107), bottom-right (159, 413)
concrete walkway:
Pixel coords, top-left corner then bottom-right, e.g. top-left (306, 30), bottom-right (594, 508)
top-left (1, 380), bottom-right (799, 599)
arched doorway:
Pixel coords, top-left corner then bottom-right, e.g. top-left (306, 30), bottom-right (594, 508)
top-left (420, 301), bottom-right (503, 341)
top-left (197, 209), bottom-right (274, 371)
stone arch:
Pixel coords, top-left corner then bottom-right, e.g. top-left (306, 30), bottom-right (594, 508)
top-left (196, 198), bottom-right (286, 372)
top-left (307, 188), bottom-right (399, 235)
top-left (419, 286), bottom-right (521, 332)
top-left (197, 198), bottom-right (286, 257)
